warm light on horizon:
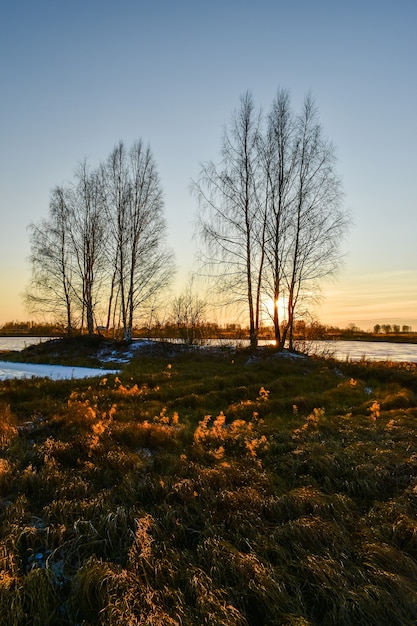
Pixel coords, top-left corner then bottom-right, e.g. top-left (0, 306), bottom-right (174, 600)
top-left (264, 297), bottom-right (288, 324)
top-left (315, 269), bottom-right (417, 331)
top-left (0, 265), bottom-right (416, 333)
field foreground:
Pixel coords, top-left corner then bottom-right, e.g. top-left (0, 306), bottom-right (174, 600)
top-left (0, 340), bottom-right (417, 624)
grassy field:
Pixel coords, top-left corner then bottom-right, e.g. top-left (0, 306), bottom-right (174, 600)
top-left (0, 340), bottom-right (417, 624)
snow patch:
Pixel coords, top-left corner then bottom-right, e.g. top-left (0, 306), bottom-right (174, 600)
top-left (0, 361), bottom-right (119, 381)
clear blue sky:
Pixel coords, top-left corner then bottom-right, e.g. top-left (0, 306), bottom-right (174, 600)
top-left (1, 0), bottom-right (416, 329)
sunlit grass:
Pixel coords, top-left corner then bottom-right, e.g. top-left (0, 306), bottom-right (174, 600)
top-left (1, 345), bottom-right (417, 623)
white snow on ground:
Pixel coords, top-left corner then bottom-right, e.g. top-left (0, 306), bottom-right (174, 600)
top-left (97, 339), bottom-right (158, 363)
top-left (0, 361), bottom-right (119, 381)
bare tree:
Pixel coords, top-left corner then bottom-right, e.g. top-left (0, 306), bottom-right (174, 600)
top-left (193, 92), bottom-right (266, 349)
top-left (261, 89), bottom-right (297, 347)
top-left (170, 278), bottom-right (207, 344)
top-left (68, 161), bottom-right (107, 335)
top-left (25, 140), bottom-right (173, 340)
top-left (278, 95), bottom-right (346, 350)
top-left (25, 186), bottom-right (76, 334)
top-left (194, 90), bottom-right (348, 350)
top-left (105, 141), bottom-right (174, 342)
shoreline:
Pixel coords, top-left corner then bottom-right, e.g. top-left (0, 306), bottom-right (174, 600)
top-left (1, 332), bottom-right (417, 345)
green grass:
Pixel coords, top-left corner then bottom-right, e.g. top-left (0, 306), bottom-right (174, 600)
top-left (0, 343), bottom-right (417, 624)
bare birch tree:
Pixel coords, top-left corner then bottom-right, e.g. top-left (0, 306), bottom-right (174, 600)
top-left (25, 140), bottom-right (173, 339)
top-left (25, 186), bottom-right (76, 334)
top-left (261, 89), bottom-right (297, 347)
top-left (276, 94), bottom-right (346, 350)
top-left (68, 162), bottom-right (107, 335)
top-left (193, 92), bottom-right (266, 348)
top-left (104, 141), bottom-right (174, 342)
top-left (194, 90), bottom-right (348, 350)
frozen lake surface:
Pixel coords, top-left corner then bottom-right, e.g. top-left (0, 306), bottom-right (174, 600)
top-left (0, 360), bottom-right (118, 381)
top-left (0, 336), bottom-right (53, 351)
top-left (0, 336), bottom-right (119, 380)
top-left (306, 340), bottom-right (417, 363)
top-left (1, 336), bottom-right (417, 380)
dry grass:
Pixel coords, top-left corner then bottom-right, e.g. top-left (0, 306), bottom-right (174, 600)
top-left (0, 344), bottom-right (417, 623)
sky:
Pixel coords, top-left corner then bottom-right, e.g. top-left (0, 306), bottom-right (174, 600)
top-left (1, 0), bottom-right (416, 331)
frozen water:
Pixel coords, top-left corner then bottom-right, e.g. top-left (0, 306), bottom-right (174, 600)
top-left (0, 361), bottom-right (118, 381)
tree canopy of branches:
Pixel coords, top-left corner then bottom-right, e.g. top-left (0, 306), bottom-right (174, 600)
top-left (26, 140), bottom-right (174, 342)
top-left (192, 93), bottom-right (266, 349)
top-left (194, 89), bottom-right (349, 349)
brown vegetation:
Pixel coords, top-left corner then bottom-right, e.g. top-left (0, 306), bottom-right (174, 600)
top-left (0, 341), bottom-right (417, 623)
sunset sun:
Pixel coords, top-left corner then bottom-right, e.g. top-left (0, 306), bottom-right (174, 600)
top-left (265, 296), bottom-right (287, 321)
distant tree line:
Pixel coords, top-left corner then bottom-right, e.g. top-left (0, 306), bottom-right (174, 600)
top-left (2, 318), bottom-right (415, 345)
top-left (0, 321), bottom-right (63, 337)
top-left (373, 324), bottom-right (412, 334)
top-left (25, 141), bottom-right (174, 342)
